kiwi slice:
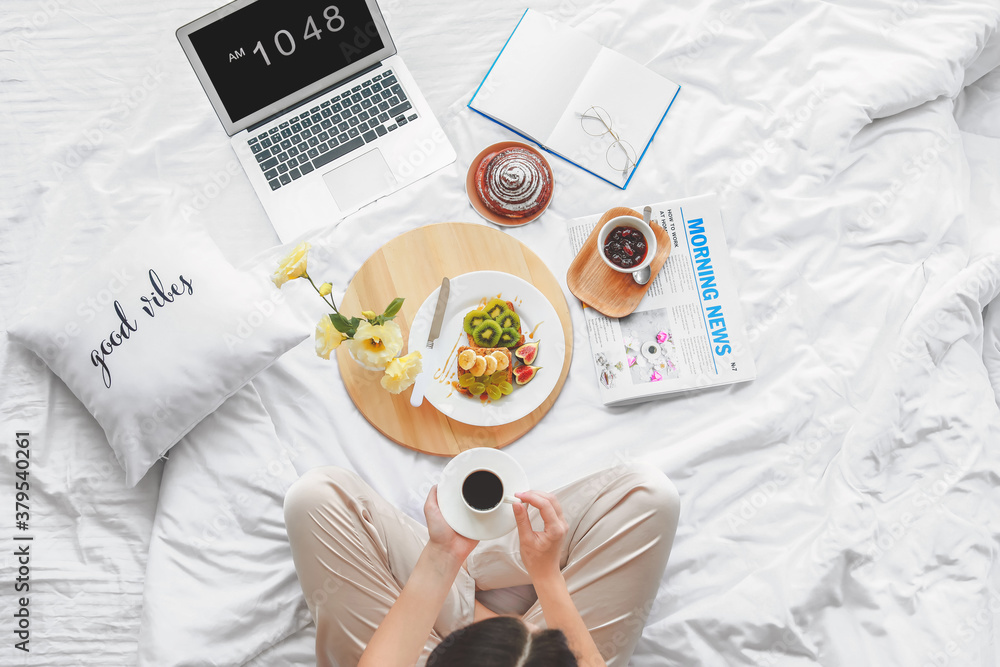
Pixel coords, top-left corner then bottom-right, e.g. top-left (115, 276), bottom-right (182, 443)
top-left (499, 327), bottom-right (520, 348)
top-left (497, 310), bottom-right (520, 331)
top-left (484, 298), bottom-right (510, 321)
top-left (463, 309), bottom-right (489, 336)
top-left (472, 320), bottom-right (503, 347)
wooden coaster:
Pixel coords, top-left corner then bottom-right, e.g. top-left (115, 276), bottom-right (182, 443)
top-left (337, 222), bottom-right (574, 457)
top-left (566, 207), bottom-right (671, 318)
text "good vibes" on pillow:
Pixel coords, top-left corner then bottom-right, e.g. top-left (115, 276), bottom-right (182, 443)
top-left (90, 269), bottom-right (194, 388)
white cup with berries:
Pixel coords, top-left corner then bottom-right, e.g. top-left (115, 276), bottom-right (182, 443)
top-left (598, 215), bottom-right (657, 277)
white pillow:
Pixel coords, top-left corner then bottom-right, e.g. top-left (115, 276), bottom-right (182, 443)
top-left (138, 383), bottom-right (310, 666)
top-left (6, 217), bottom-right (309, 486)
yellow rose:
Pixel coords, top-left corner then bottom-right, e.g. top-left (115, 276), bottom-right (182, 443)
top-left (381, 351), bottom-right (423, 394)
top-left (361, 310), bottom-right (377, 320)
top-left (319, 282), bottom-right (332, 297)
top-left (315, 315), bottom-right (347, 360)
top-left (272, 242), bottom-right (311, 287)
top-left (346, 320), bottom-right (404, 370)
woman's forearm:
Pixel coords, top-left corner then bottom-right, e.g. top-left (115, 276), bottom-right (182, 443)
top-left (358, 544), bottom-right (463, 667)
top-left (532, 572), bottom-right (608, 667)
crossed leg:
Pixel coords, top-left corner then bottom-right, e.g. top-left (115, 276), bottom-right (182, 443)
top-left (283, 468), bottom-right (475, 667)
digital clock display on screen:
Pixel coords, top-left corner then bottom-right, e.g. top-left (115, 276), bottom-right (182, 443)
top-left (190, 0), bottom-right (385, 123)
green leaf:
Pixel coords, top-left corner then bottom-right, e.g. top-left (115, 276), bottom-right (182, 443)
top-left (329, 313), bottom-right (353, 334)
top-left (349, 317), bottom-right (361, 329)
top-left (382, 297), bottom-right (404, 319)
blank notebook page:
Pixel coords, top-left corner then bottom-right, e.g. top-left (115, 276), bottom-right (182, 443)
top-left (473, 10), bottom-right (600, 141)
top-left (548, 48), bottom-right (680, 184)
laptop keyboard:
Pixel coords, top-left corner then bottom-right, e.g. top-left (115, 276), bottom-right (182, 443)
top-left (246, 69), bottom-right (419, 192)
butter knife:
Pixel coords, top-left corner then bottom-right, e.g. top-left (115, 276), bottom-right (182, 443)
top-left (409, 277), bottom-right (451, 407)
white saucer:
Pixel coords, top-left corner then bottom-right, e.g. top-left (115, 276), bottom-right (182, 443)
top-left (437, 448), bottom-right (529, 541)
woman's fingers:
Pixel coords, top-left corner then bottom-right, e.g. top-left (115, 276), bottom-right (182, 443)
top-left (516, 490), bottom-right (562, 513)
top-left (424, 485), bottom-right (440, 515)
top-left (517, 491), bottom-right (563, 533)
top-left (512, 501), bottom-right (535, 543)
top-left (424, 486), bottom-right (450, 533)
top-left (534, 490), bottom-right (565, 519)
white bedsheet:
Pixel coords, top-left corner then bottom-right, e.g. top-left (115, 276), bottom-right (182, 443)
top-left (138, 383), bottom-right (307, 667)
top-left (3, 0), bottom-right (1000, 665)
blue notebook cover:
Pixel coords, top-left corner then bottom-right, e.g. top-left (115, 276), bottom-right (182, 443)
top-left (468, 9), bottom-right (680, 191)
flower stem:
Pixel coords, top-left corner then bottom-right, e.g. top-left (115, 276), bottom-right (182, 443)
top-left (304, 273), bottom-right (338, 312)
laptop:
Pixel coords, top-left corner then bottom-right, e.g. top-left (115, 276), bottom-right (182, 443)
top-left (177, 0), bottom-right (456, 243)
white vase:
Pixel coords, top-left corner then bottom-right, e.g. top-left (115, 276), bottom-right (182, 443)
top-left (347, 345), bottom-right (390, 371)
top-left (347, 343), bottom-right (410, 372)
top-left (343, 320), bottom-right (405, 371)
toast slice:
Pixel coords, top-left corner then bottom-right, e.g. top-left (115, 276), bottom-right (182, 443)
top-left (456, 346), bottom-right (513, 398)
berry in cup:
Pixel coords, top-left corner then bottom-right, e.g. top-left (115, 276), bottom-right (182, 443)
top-left (603, 226), bottom-right (648, 269)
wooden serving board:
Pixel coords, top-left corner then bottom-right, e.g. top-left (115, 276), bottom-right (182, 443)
top-left (565, 207), bottom-right (671, 318)
top-left (337, 222), bottom-right (574, 457)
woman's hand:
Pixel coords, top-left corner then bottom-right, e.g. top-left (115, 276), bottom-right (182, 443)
top-left (513, 490), bottom-right (568, 580)
top-left (516, 492), bottom-right (607, 667)
top-left (424, 485), bottom-right (478, 563)
top-left (359, 486), bottom-right (477, 667)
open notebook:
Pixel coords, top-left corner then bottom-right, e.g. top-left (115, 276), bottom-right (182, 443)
top-left (469, 9), bottom-right (680, 189)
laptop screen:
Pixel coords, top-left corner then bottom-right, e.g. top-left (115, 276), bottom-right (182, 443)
top-left (188, 0), bottom-right (386, 126)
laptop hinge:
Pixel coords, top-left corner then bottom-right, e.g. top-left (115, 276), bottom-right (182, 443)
top-left (247, 62), bottom-right (385, 133)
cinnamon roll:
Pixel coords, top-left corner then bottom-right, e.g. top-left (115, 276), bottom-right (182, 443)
top-left (475, 147), bottom-right (553, 219)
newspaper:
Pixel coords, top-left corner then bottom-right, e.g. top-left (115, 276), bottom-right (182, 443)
top-left (568, 193), bottom-right (756, 406)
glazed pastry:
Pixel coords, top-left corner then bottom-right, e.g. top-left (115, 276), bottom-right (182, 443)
top-left (475, 147), bottom-right (553, 219)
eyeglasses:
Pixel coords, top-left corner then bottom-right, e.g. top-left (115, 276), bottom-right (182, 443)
top-left (579, 106), bottom-right (638, 180)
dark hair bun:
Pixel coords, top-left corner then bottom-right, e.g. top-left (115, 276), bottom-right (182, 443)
top-left (428, 616), bottom-right (578, 667)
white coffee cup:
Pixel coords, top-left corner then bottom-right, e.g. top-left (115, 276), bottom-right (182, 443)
top-left (597, 215), bottom-right (657, 276)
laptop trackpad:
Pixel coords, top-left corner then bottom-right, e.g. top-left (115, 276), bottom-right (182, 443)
top-left (322, 149), bottom-right (397, 212)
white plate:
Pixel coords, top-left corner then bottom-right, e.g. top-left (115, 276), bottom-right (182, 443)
top-left (408, 271), bottom-right (565, 427)
top-left (437, 448), bottom-right (529, 541)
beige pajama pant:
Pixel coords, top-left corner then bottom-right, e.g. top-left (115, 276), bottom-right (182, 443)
top-left (283, 462), bottom-right (680, 667)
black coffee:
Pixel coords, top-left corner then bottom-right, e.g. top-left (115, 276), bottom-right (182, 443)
top-left (462, 470), bottom-right (504, 511)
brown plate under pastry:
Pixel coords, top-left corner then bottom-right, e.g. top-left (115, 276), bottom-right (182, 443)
top-left (466, 141), bottom-right (554, 226)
